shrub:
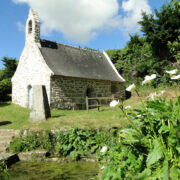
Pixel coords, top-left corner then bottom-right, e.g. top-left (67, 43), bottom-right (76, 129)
top-left (101, 92), bottom-right (180, 179)
top-left (0, 79), bottom-right (11, 101)
top-left (0, 161), bottom-right (9, 180)
top-left (9, 131), bottom-right (55, 152)
top-left (55, 128), bottom-right (107, 160)
top-left (9, 128), bottom-right (119, 161)
top-left (0, 57), bottom-right (17, 102)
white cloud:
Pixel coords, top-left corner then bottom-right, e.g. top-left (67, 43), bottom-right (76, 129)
top-left (16, 21), bottom-right (25, 32)
top-left (13, 0), bottom-right (152, 43)
top-left (13, 0), bottom-right (120, 43)
top-left (120, 0), bottom-right (152, 35)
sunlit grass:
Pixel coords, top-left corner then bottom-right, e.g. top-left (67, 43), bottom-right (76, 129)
top-left (0, 103), bottom-right (129, 130)
top-left (0, 87), bottom-right (178, 130)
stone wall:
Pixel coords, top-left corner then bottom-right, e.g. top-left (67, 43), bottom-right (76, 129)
top-left (12, 43), bottom-right (52, 108)
top-left (50, 76), bottom-right (125, 110)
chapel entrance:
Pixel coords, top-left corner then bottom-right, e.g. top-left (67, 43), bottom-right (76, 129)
top-left (28, 85), bottom-right (33, 109)
top-left (86, 88), bottom-right (93, 97)
top-left (86, 87), bottom-right (94, 106)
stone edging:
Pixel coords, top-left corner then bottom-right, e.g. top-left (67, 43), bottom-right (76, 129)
top-left (0, 151), bottom-right (98, 168)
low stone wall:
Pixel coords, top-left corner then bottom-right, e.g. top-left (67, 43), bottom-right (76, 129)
top-left (0, 153), bottom-right (19, 167)
top-left (50, 76), bottom-right (125, 110)
top-left (18, 151), bottom-right (48, 161)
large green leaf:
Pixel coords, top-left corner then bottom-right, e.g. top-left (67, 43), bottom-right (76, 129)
top-left (170, 167), bottom-right (180, 180)
top-left (160, 160), bottom-right (169, 180)
top-left (136, 169), bottom-right (152, 180)
top-left (158, 125), bottom-right (170, 134)
top-left (147, 139), bottom-right (164, 166)
top-left (176, 147), bottom-right (180, 154)
top-left (120, 129), bottom-right (140, 144)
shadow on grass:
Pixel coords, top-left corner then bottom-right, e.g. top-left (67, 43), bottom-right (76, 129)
top-left (0, 102), bottom-right (11, 107)
top-left (0, 121), bottom-right (12, 126)
top-left (51, 115), bottom-right (65, 118)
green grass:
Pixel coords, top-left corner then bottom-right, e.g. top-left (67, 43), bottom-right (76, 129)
top-left (0, 86), bottom-right (178, 130)
top-left (0, 102), bottom-right (132, 130)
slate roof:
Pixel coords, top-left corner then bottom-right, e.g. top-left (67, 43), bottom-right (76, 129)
top-left (39, 39), bottom-right (124, 82)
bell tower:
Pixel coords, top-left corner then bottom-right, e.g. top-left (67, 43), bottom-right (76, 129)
top-left (25, 9), bottom-right (40, 44)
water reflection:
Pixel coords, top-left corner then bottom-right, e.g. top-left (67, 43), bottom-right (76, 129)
top-left (8, 161), bottom-right (99, 180)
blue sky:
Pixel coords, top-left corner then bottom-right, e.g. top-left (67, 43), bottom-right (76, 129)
top-left (0, 0), bottom-right (167, 69)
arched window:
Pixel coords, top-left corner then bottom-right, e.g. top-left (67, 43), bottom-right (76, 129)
top-left (28, 20), bottom-right (33, 34)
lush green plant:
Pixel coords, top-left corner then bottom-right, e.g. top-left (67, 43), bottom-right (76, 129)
top-left (55, 129), bottom-right (94, 160)
top-left (100, 78), bottom-right (180, 179)
top-left (9, 131), bottom-right (55, 152)
top-left (0, 160), bottom-right (9, 180)
top-left (9, 128), bottom-right (119, 161)
top-left (55, 128), bottom-right (117, 160)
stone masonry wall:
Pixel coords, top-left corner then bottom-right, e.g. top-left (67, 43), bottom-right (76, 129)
top-left (50, 76), bottom-right (125, 110)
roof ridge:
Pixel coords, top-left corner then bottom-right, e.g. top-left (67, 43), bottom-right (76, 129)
top-left (40, 39), bottom-right (102, 54)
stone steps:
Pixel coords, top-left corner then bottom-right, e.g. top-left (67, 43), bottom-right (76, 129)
top-left (0, 140), bottom-right (11, 147)
top-left (0, 136), bottom-right (14, 141)
top-left (0, 129), bottom-right (20, 136)
top-left (0, 129), bottom-right (20, 153)
top-left (0, 146), bottom-right (7, 152)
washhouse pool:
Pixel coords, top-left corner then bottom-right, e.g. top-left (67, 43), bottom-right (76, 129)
top-left (7, 161), bottom-right (99, 180)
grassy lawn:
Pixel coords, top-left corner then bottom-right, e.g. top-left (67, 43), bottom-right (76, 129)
top-left (0, 102), bottom-right (129, 130)
top-left (0, 87), bottom-right (178, 130)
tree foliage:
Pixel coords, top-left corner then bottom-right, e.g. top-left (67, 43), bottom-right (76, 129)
top-left (0, 57), bottom-right (18, 101)
top-left (105, 49), bottom-right (121, 64)
top-left (106, 35), bottom-right (160, 84)
top-left (139, 1), bottom-right (180, 61)
top-left (106, 1), bottom-right (180, 85)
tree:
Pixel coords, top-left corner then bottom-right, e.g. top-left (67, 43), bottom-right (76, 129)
top-left (168, 30), bottom-right (180, 61)
top-left (0, 57), bottom-right (18, 101)
top-left (139, 1), bottom-right (180, 61)
top-left (1, 57), bottom-right (18, 79)
top-left (105, 49), bottom-right (121, 64)
top-left (108, 35), bottom-right (157, 84)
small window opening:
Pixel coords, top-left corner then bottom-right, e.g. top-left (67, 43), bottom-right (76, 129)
top-left (86, 88), bottom-right (93, 97)
top-left (86, 87), bottom-right (94, 106)
top-left (28, 20), bottom-right (33, 34)
top-left (111, 85), bottom-right (118, 94)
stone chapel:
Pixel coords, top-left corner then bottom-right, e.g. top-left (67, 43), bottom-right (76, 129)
top-left (12, 9), bottom-right (126, 110)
